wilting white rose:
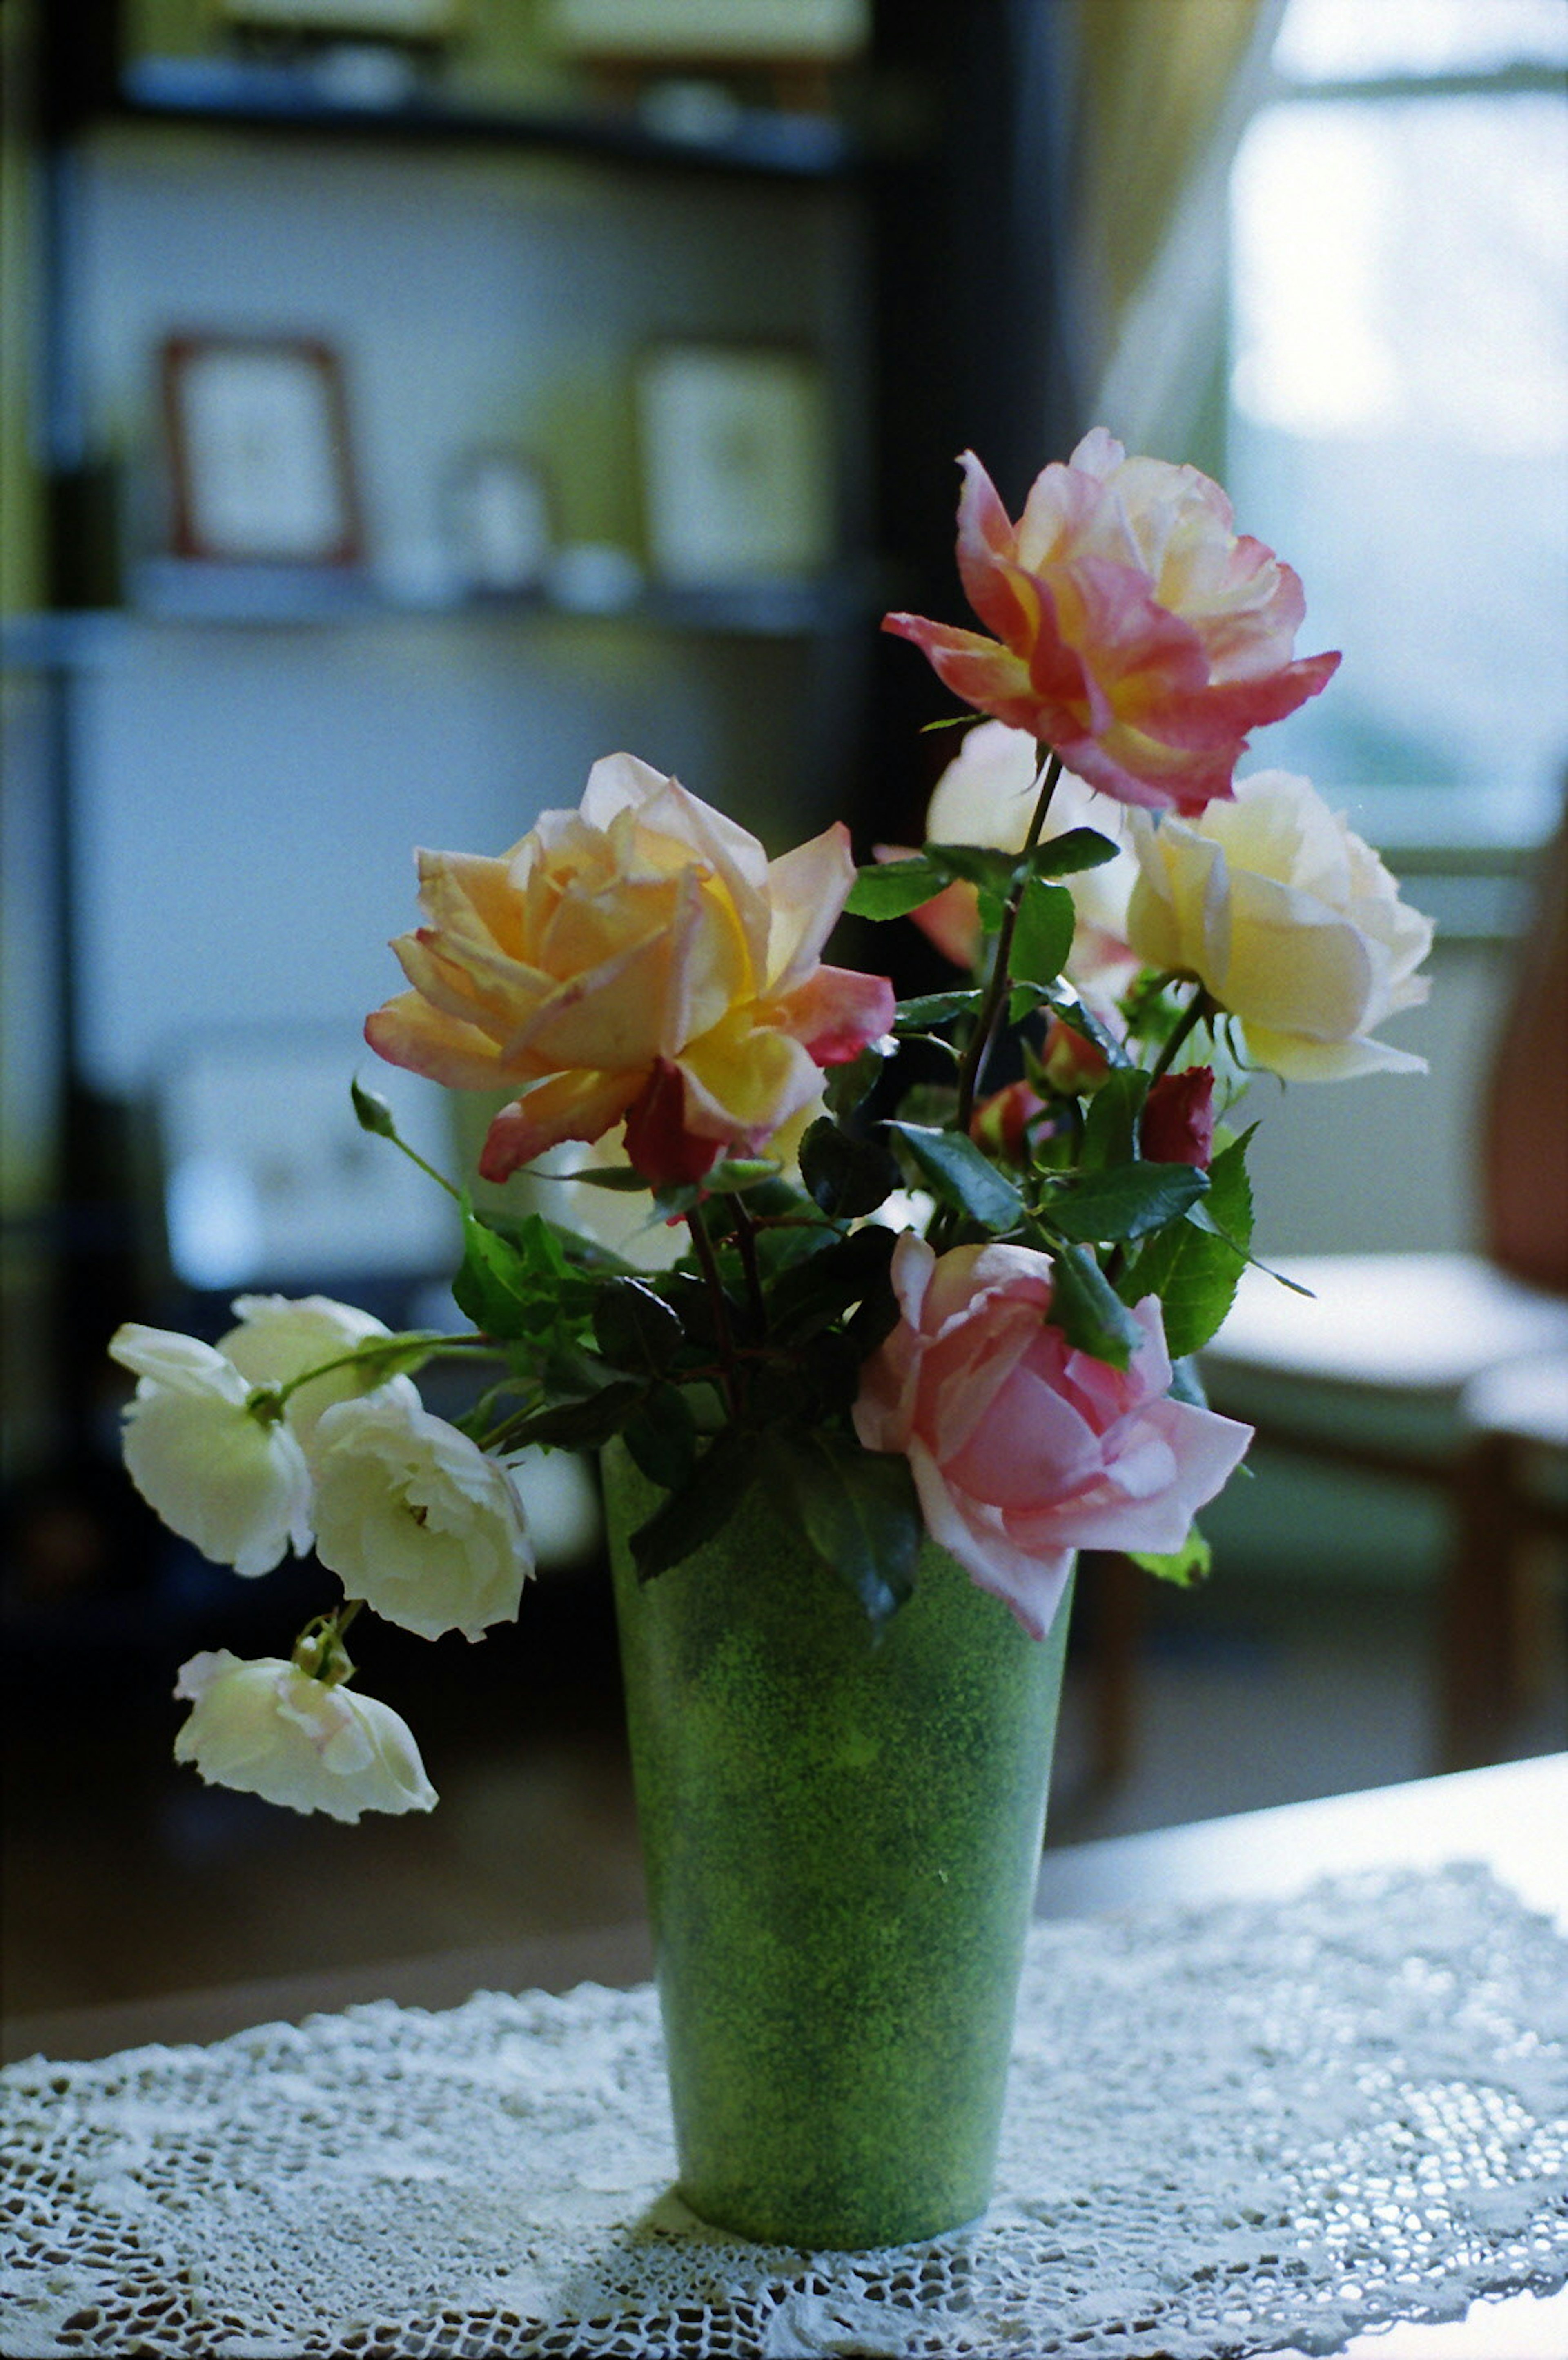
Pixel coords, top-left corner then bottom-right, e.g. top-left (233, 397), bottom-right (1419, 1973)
top-left (174, 1650), bottom-right (437, 1822)
top-left (220, 1293), bottom-right (419, 1452)
top-left (310, 1391), bottom-right (533, 1642)
top-left (110, 1326), bottom-right (312, 1576)
top-left (1124, 769), bottom-right (1434, 1081)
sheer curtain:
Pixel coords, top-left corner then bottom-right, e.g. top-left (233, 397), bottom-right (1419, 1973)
top-left (1065, 0), bottom-right (1286, 456)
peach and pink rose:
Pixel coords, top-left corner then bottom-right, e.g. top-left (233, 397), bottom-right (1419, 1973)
top-left (883, 434), bottom-right (1340, 815)
top-left (852, 1234), bottom-right (1252, 1639)
top-left (367, 753), bottom-right (894, 1189)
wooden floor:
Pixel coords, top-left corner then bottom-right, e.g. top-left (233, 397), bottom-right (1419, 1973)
top-left (4, 1557), bottom-right (1563, 2029)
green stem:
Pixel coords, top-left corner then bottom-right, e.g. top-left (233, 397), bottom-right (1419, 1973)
top-left (294, 1597), bottom-right (364, 1685)
top-left (254, 1331), bottom-right (498, 1417)
top-left (1147, 986), bottom-right (1216, 1085)
top-left (730, 1196), bottom-right (768, 1339)
top-left (686, 1201), bottom-right (739, 1419)
top-left (953, 746), bottom-right (1064, 1137)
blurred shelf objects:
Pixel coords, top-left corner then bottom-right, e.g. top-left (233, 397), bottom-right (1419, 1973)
top-left (1, 0), bottom-right (1078, 1689)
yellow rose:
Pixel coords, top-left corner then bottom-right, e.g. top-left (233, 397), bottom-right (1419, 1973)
top-left (1124, 769), bottom-right (1434, 1080)
top-left (366, 753), bottom-right (894, 1189)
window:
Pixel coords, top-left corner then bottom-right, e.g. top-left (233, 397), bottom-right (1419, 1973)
top-left (1226, 0), bottom-right (1568, 845)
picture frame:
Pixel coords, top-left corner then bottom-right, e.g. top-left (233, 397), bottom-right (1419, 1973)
top-left (548, 0), bottom-right (867, 65)
top-left (160, 334), bottom-right (363, 568)
top-left (636, 342), bottom-right (833, 587)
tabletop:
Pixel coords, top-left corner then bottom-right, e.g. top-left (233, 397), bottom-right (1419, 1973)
top-left (8, 1750), bottom-right (1563, 2067)
top-left (6, 1765), bottom-right (1558, 2350)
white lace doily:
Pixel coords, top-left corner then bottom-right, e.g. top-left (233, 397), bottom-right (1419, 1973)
top-left (3, 1865), bottom-right (1566, 2360)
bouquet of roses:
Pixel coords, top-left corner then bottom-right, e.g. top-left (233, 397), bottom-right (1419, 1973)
top-left (110, 430), bottom-right (1433, 1823)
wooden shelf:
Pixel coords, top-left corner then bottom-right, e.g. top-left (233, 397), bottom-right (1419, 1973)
top-left (1, 565), bottom-right (883, 667)
top-left (112, 53), bottom-right (863, 181)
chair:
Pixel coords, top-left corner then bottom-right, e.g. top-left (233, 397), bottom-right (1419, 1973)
top-left (1196, 809), bottom-right (1568, 1770)
top-left (1454, 1349), bottom-right (1568, 1748)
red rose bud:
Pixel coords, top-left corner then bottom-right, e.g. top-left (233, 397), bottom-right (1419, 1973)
top-left (1041, 1017), bottom-right (1110, 1097)
top-left (1141, 1066), bottom-right (1216, 1169)
top-left (970, 1079), bottom-right (1052, 1164)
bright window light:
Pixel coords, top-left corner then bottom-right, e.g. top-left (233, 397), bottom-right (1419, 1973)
top-left (1225, 9), bottom-right (1568, 830)
top-left (1274, 0), bottom-right (1568, 80)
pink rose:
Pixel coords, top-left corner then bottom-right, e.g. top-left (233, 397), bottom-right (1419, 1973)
top-left (852, 1235), bottom-right (1252, 1638)
top-left (882, 435), bottom-right (1339, 815)
top-left (366, 753), bottom-right (895, 1187)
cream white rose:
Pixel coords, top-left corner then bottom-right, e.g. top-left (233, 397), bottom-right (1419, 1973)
top-left (174, 1650), bottom-right (437, 1822)
top-left (220, 1293), bottom-right (419, 1452)
top-left (907, 721), bottom-right (1138, 993)
top-left (310, 1391), bottom-right (533, 1641)
top-left (110, 1326), bottom-right (312, 1576)
top-left (1124, 769), bottom-right (1434, 1080)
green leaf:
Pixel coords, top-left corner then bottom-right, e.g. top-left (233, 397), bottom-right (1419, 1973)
top-left (766, 1433), bottom-right (920, 1630)
top-left (703, 1157), bottom-right (784, 1195)
top-left (1046, 1160), bottom-right (1210, 1245)
top-left (591, 1278), bottom-right (685, 1375)
top-left (1048, 1244), bottom-right (1143, 1368)
top-left (1114, 1132), bottom-right (1254, 1357)
top-left (1127, 1525), bottom-right (1212, 1587)
top-left (622, 1382), bottom-right (699, 1491)
top-left (892, 988), bottom-right (985, 1031)
top-left (659, 1269), bottom-right (738, 1351)
top-left (630, 1426), bottom-right (768, 1581)
top-left (1010, 877), bottom-right (1076, 988)
top-left (452, 1214), bottom-right (536, 1339)
top-left (1025, 827), bottom-right (1121, 878)
top-left (1206, 1124), bottom-right (1257, 1256)
top-left (925, 842), bottom-right (1019, 893)
top-left (799, 1117), bottom-right (902, 1221)
top-left (766, 1222), bottom-right (896, 1345)
top-left (844, 858), bottom-right (945, 920)
top-left (557, 1164), bottom-right (652, 1192)
top-left (498, 1210), bottom-right (572, 1280)
top-left (1045, 988), bottom-right (1134, 1069)
top-left (505, 1379), bottom-right (646, 1452)
top-left (825, 1039), bottom-right (896, 1118)
top-left (892, 1080), bottom-right (960, 1131)
top-left (1078, 1068), bottom-right (1150, 1170)
top-left (885, 1122), bottom-right (1024, 1231)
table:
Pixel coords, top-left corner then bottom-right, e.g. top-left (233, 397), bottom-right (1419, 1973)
top-left (6, 1765), bottom-right (1558, 2350)
top-left (10, 1753), bottom-right (1562, 2069)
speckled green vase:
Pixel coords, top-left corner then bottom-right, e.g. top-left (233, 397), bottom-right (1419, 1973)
top-left (602, 1441), bottom-right (1072, 2251)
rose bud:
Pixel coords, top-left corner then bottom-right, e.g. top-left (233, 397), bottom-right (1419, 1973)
top-left (1141, 1066), bottom-right (1216, 1169)
top-left (970, 1078), bottom-right (1053, 1163)
top-left (1040, 1017), bottom-right (1110, 1097)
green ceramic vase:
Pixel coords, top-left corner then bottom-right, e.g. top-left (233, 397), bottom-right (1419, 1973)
top-left (602, 1440), bottom-right (1073, 2251)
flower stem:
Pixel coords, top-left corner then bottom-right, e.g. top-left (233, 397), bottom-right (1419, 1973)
top-left (293, 1599), bottom-right (363, 1684)
top-left (686, 1201), bottom-right (739, 1419)
top-left (954, 745), bottom-right (1064, 1137)
top-left (1147, 986), bottom-right (1216, 1084)
top-left (729, 1196), bottom-right (768, 1338)
top-left (259, 1331), bottom-right (497, 1415)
